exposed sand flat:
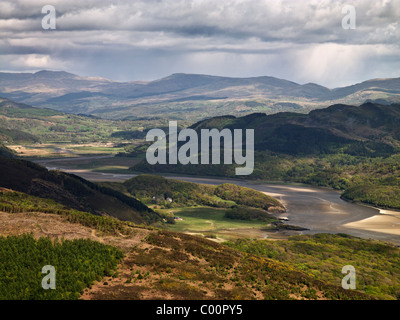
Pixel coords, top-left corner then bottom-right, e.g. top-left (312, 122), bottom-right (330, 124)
top-left (268, 186), bottom-right (320, 193)
top-left (142, 176), bottom-right (400, 245)
top-left (343, 210), bottom-right (400, 236)
top-left (260, 191), bottom-right (287, 198)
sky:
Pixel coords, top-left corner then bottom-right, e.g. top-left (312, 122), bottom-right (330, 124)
top-left (0, 0), bottom-right (399, 88)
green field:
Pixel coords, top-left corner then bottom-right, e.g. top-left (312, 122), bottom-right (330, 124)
top-left (159, 206), bottom-right (277, 241)
top-left (33, 156), bottom-right (141, 173)
top-left (9, 143), bottom-right (127, 158)
top-left (98, 175), bottom-right (285, 240)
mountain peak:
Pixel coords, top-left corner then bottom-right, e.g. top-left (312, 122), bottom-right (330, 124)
top-left (34, 70), bottom-right (77, 79)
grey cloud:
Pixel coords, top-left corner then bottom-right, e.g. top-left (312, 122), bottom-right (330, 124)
top-left (0, 0), bottom-right (399, 87)
top-left (2, 0), bottom-right (399, 44)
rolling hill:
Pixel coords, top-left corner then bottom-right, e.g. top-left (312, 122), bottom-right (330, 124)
top-left (188, 102), bottom-right (400, 155)
top-left (102, 174), bottom-right (285, 213)
top-left (1, 70), bottom-right (399, 121)
top-left (0, 96), bottom-right (170, 145)
top-left (133, 102), bottom-right (400, 168)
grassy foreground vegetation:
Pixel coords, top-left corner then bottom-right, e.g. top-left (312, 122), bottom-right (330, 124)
top-left (116, 230), bottom-right (371, 300)
top-left (161, 206), bottom-right (278, 240)
top-left (227, 233), bottom-right (400, 300)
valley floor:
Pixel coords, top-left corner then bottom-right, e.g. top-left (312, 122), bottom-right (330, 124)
top-left (31, 156), bottom-right (400, 246)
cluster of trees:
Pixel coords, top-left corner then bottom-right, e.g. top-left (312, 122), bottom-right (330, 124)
top-left (0, 127), bottom-right (38, 144)
top-left (214, 183), bottom-right (284, 211)
top-left (342, 183), bottom-right (400, 209)
top-left (122, 175), bottom-right (233, 208)
top-left (224, 206), bottom-right (277, 222)
top-left (0, 234), bottom-right (123, 299)
top-left (118, 175), bottom-right (284, 212)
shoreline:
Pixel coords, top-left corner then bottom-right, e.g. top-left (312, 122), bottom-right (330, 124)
top-left (340, 195), bottom-right (400, 214)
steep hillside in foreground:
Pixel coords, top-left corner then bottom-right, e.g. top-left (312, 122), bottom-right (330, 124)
top-left (227, 234), bottom-right (400, 300)
top-left (0, 190), bottom-right (372, 300)
top-left (0, 156), bottom-right (160, 224)
top-left (82, 229), bottom-right (371, 300)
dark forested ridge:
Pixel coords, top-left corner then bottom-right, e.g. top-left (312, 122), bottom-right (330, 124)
top-left (187, 102), bottom-right (400, 155)
top-left (0, 156), bottom-right (161, 224)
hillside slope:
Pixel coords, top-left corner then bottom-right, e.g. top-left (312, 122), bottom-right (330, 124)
top-left (132, 102), bottom-right (400, 210)
top-left (0, 144), bottom-right (15, 158)
top-left (134, 102), bottom-right (400, 176)
top-left (227, 234), bottom-right (400, 300)
top-left (0, 156), bottom-right (160, 224)
top-left (0, 96), bottom-right (165, 145)
top-left (0, 189), bottom-right (372, 300)
top-left (188, 102), bottom-right (400, 155)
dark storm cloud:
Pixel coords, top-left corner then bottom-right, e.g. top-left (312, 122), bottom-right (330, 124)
top-left (1, 0), bottom-right (399, 87)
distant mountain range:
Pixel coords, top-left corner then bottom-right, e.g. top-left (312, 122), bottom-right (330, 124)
top-left (0, 70), bottom-right (399, 121)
